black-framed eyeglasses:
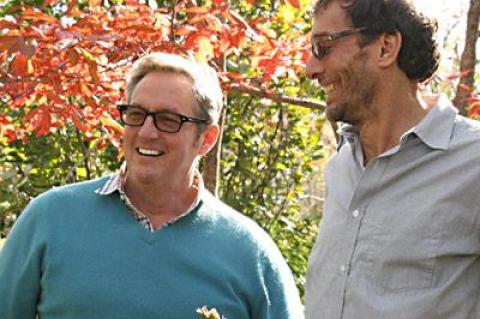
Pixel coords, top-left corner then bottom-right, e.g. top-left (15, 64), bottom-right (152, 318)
top-left (117, 104), bottom-right (209, 133)
top-left (311, 27), bottom-right (368, 60)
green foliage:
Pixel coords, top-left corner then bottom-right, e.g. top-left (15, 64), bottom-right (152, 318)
top-left (220, 94), bottom-right (324, 297)
top-left (0, 123), bottom-right (119, 237)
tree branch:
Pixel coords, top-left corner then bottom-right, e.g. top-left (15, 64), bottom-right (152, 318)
top-left (229, 83), bottom-right (326, 111)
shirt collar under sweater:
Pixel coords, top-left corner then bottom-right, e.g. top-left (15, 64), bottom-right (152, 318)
top-left (95, 162), bottom-right (203, 232)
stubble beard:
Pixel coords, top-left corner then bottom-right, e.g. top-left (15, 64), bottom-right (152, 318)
top-left (326, 51), bottom-right (377, 125)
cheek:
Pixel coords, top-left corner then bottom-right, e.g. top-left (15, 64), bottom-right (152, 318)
top-left (122, 128), bottom-right (137, 150)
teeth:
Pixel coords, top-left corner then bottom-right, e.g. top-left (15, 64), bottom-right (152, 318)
top-left (324, 84), bottom-right (334, 93)
top-left (137, 148), bottom-right (163, 156)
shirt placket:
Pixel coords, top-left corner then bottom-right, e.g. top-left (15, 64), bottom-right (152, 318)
top-left (339, 157), bottom-right (388, 318)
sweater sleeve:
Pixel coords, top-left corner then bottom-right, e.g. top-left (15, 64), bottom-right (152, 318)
top-left (253, 239), bottom-right (305, 319)
top-left (0, 199), bottom-right (46, 319)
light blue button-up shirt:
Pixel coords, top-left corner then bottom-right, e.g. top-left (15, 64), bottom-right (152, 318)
top-left (305, 98), bottom-right (480, 319)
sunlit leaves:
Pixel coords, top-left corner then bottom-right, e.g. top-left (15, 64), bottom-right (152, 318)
top-left (468, 100), bottom-right (480, 119)
top-left (286, 0), bottom-right (300, 9)
top-left (10, 53), bottom-right (29, 76)
top-left (0, 0), bottom-right (311, 143)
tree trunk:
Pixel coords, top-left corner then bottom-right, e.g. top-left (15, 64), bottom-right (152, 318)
top-left (453, 0), bottom-right (480, 111)
top-left (203, 106), bottom-right (225, 197)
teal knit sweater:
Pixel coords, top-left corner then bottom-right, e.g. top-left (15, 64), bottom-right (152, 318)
top-left (0, 177), bottom-right (303, 319)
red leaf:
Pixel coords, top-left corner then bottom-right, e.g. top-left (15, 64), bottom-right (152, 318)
top-left (41, 0), bottom-right (58, 9)
top-left (25, 105), bottom-right (52, 137)
top-left (89, 0), bottom-right (102, 7)
top-left (96, 140), bottom-right (108, 150)
top-left (222, 72), bottom-right (246, 80)
top-left (67, 49), bottom-right (80, 66)
top-left (68, 106), bottom-right (88, 132)
top-left (22, 8), bottom-right (59, 24)
top-left (36, 111), bottom-right (52, 136)
top-left (467, 102), bottom-right (480, 119)
top-left (0, 19), bottom-right (18, 29)
top-left (229, 31), bottom-right (247, 48)
top-left (184, 31), bottom-right (212, 51)
top-left (0, 35), bottom-right (20, 52)
top-left (175, 26), bottom-right (197, 36)
top-left (1, 127), bottom-right (18, 143)
top-left (66, 0), bottom-right (81, 15)
top-left (245, 0), bottom-right (256, 4)
top-left (287, 0), bottom-right (300, 8)
top-left (11, 53), bottom-right (28, 76)
top-left (186, 7), bottom-right (210, 14)
top-left (88, 61), bottom-right (100, 84)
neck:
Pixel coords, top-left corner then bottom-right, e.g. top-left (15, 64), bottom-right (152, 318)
top-left (124, 172), bottom-right (199, 227)
top-left (356, 82), bottom-right (431, 165)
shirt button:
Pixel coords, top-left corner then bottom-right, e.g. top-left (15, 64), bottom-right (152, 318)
top-left (340, 265), bottom-right (346, 273)
top-left (352, 210), bottom-right (360, 218)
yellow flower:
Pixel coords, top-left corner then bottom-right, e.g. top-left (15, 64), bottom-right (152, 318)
top-left (196, 306), bottom-right (227, 319)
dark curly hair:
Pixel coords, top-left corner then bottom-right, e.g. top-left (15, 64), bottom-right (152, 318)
top-left (313, 0), bottom-right (440, 82)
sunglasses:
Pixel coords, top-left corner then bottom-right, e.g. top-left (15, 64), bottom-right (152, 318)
top-left (311, 27), bottom-right (368, 60)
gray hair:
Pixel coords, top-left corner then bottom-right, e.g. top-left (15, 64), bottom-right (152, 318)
top-left (126, 52), bottom-right (223, 123)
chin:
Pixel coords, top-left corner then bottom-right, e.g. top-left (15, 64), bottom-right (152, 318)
top-left (129, 168), bottom-right (161, 185)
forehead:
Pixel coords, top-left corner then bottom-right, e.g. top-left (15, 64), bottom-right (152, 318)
top-left (130, 71), bottom-right (195, 112)
top-left (312, 2), bottom-right (352, 35)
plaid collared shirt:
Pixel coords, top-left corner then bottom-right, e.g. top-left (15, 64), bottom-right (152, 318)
top-left (95, 164), bottom-right (201, 232)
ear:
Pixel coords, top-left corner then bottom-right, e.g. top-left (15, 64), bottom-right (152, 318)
top-left (198, 124), bottom-right (220, 156)
top-left (375, 31), bottom-right (402, 68)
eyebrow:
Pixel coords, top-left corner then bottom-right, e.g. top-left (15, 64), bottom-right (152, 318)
top-left (128, 103), bottom-right (180, 114)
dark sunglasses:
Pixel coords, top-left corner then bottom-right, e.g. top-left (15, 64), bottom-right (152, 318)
top-left (117, 104), bottom-right (209, 133)
top-left (311, 27), bottom-right (368, 60)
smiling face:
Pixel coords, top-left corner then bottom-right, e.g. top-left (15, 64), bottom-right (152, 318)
top-left (123, 71), bottom-right (218, 189)
top-left (306, 1), bottom-right (379, 124)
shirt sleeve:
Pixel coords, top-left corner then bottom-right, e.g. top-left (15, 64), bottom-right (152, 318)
top-left (0, 201), bottom-right (45, 319)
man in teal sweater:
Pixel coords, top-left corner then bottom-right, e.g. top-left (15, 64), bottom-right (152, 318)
top-left (0, 53), bottom-right (304, 319)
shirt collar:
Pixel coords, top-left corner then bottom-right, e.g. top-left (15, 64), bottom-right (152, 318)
top-left (95, 162), bottom-right (205, 202)
top-left (94, 163), bottom-right (204, 231)
top-left (338, 95), bottom-right (458, 152)
top-left (94, 162), bottom-right (126, 195)
top-left (408, 96), bottom-right (458, 151)
top-left (337, 124), bottom-right (358, 151)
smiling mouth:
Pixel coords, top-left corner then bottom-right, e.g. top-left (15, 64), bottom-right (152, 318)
top-left (136, 148), bottom-right (165, 157)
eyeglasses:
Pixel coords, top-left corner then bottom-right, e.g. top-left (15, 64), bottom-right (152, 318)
top-left (117, 104), bottom-right (209, 133)
top-left (311, 27), bottom-right (368, 60)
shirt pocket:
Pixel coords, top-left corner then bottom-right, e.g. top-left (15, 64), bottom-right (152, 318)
top-left (362, 211), bottom-right (438, 291)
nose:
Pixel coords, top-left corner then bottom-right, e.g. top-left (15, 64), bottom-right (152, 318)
top-left (137, 115), bottom-right (159, 138)
top-left (305, 53), bottom-right (325, 80)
